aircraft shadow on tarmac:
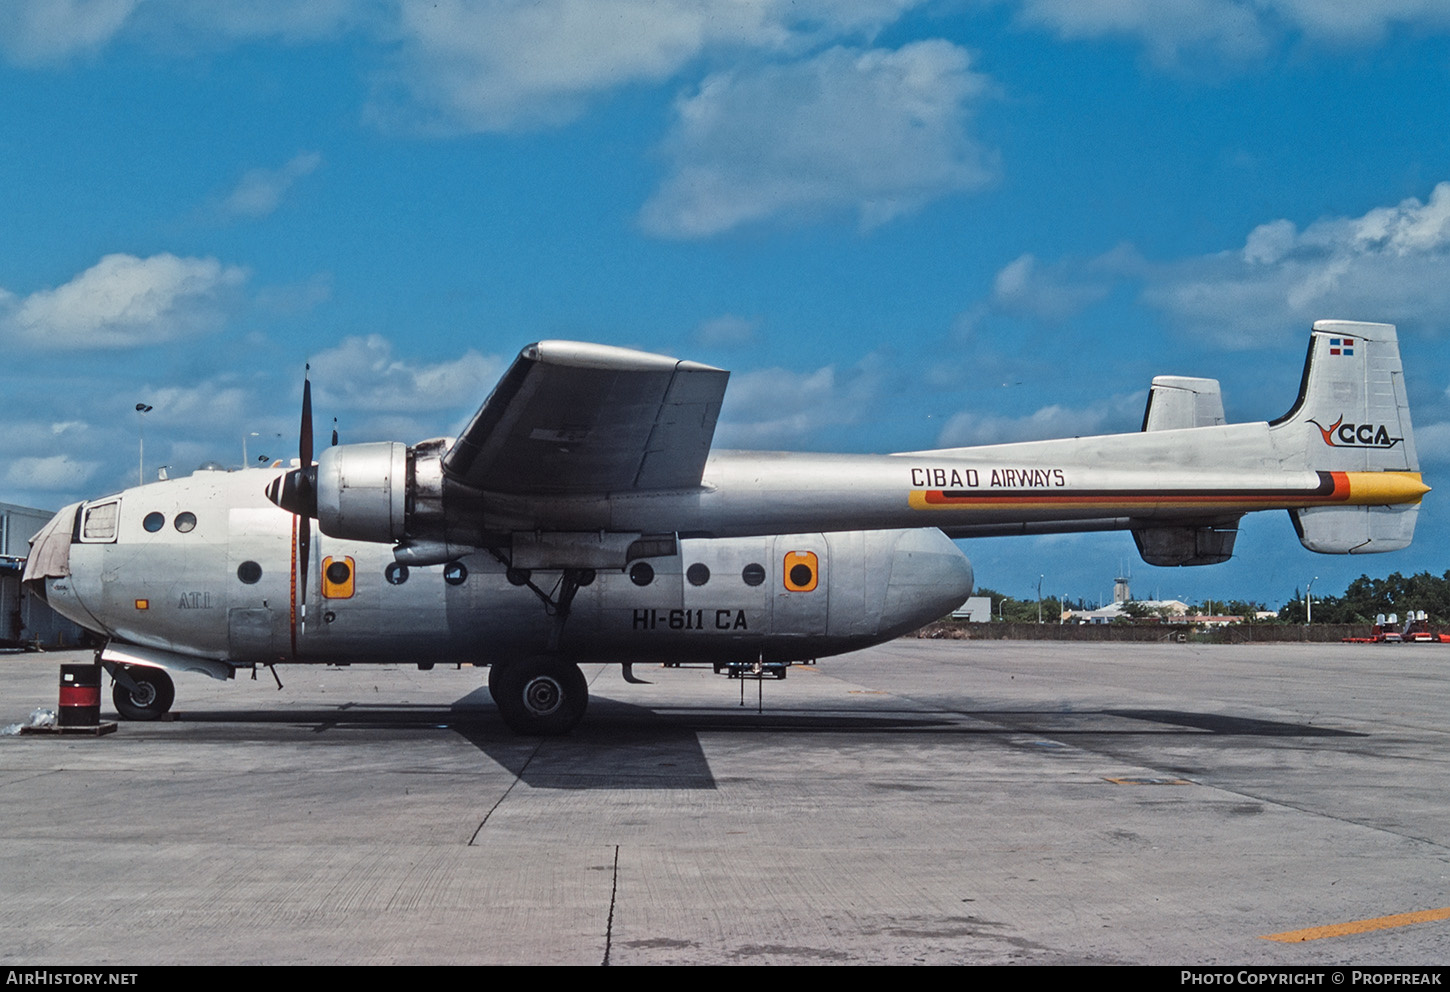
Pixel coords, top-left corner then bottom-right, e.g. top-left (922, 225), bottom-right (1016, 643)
top-left (1103, 709), bottom-right (1363, 737)
top-left (954, 709), bottom-right (1364, 739)
top-left (152, 690), bottom-right (1363, 791)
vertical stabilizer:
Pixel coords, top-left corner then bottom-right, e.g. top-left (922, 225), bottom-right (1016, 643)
top-left (1271, 321), bottom-right (1422, 553)
top-left (1271, 320), bottom-right (1418, 473)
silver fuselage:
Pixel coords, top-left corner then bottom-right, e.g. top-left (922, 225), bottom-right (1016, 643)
top-left (37, 467), bottom-right (974, 669)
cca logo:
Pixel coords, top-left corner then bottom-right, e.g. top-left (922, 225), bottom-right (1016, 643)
top-left (1309, 416), bottom-right (1401, 449)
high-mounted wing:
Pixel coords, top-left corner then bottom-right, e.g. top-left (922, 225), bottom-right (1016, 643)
top-left (441, 341), bottom-right (729, 495)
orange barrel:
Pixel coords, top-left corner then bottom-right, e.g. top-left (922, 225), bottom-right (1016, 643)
top-left (58, 664), bottom-right (101, 727)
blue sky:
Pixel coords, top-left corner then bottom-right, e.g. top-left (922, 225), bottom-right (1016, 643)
top-left (3, 1), bottom-right (1450, 609)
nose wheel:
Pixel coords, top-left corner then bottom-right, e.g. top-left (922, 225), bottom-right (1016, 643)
top-left (111, 665), bottom-right (175, 721)
top-left (488, 657), bottom-right (588, 735)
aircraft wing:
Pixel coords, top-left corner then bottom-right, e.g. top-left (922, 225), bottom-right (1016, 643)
top-left (440, 341), bottom-right (729, 495)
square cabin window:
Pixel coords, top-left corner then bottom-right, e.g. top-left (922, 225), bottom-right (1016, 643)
top-left (79, 499), bottom-right (120, 543)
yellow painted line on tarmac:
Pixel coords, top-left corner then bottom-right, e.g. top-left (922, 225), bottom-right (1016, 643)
top-left (1261, 906), bottom-right (1450, 943)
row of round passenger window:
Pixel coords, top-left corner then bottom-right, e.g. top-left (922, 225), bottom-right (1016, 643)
top-left (235, 560), bottom-right (770, 587)
top-left (143, 511), bottom-right (196, 533)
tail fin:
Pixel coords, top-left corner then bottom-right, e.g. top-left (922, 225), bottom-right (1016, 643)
top-left (1271, 320), bottom-right (1418, 472)
top-left (1270, 320), bottom-right (1422, 553)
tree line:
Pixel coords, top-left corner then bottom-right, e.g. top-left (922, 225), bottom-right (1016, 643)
top-left (1276, 571), bottom-right (1450, 624)
top-left (973, 571), bottom-right (1450, 625)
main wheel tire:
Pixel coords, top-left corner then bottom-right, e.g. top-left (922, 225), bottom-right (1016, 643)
top-left (488, 657), bottom-right (588, 735)
top-left (112, 666), bottom-right (175, 721)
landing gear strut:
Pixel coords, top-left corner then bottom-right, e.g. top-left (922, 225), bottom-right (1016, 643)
top-left (485, 549), bottom-right (595, 651)
top-left (488, 656), bottom-right (588, 735)
top-left (109, 665), bottom-right (175, 721)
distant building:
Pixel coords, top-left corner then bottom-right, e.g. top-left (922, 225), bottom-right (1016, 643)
top-left (951, 596), bottom-right (994, 622)
top-left (0, 502), bottom-right (89, 649)
top-left (1183, 614), bottom-right (1245, 628)
top-left (0, 501), bottom-right (53, 558)
top-left (1064, 599), bottom-right (1191, 625)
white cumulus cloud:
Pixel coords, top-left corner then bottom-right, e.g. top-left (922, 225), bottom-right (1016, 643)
top-left (641, 41), bottom-right (994, 238)
top-left (0, 0), bottom-right (140, 65)
top-left (137, 381), bottom-right (254, 426)
top-left (1, 454), bottom-right (102, 493)
top-left (991, 253), bottom-right (1116, 323)
top-left (954, 245), bottom-right (1141, 338)
top-left (1017, 0), bottom-right (1450, 63)
top-left (0, 253), bottom-right (248, 349)
top-left (0, 0), bottom-right (373, 65)
top-left (222, 151), bottom-right (322, 218)
top-left (379, 0), bottom-right (712, 132)
top-left (958, 183), bottom-right (1450, 349)
top-left (1260, 0), bottom-right (1450, 42)
top-left (375, 0), bottom-right (931, 133)
top-left (936, 392), bottom-right (1145, 448)
top-left (153, 1), bottom-right (370, 44)
top-left (310, 335), bottom-right (503, 413)
top-left (1144, 182), bottom-right (1450, 345)
top-left (693, 313), bottom-right (761, 348)
top-left (715, 357), bottom-right (887, 447)
top-left (1016, 0), bottom-right (1270, 63)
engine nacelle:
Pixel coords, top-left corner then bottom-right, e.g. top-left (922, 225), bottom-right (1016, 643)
top-left (316, 441), bottom-right (409, 542)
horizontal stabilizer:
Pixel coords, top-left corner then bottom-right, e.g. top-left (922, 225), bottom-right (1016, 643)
top-left (1291, 504), bottom-right (1420, 554)
top-left (1141, 377), bottom-right (1226, 431)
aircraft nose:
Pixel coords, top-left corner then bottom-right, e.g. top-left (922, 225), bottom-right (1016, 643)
top-left (20, 502), bottom-right (80, 600)
top-left (881, 528), bottom-right (974, 635)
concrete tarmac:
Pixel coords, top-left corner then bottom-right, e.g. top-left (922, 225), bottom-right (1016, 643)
top-left (1, 639), bottom-right (1448, 965)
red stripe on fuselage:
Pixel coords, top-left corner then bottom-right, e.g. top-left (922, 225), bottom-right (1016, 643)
top-left (919, 471), bottom-right (1346, 507)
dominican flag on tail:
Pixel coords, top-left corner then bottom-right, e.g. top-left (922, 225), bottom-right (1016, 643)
top-left (1329, 337), bottom-right (1355, 356)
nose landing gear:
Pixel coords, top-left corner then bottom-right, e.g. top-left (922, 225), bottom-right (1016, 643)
top-left (108, 664), bottom-right (175, 721)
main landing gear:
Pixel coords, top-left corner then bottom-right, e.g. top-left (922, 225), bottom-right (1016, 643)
top-left (109, 664), bottom-right (175, 721)
top-left (487, 657), bottom-right (588, 735)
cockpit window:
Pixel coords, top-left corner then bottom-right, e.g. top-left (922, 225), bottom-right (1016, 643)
top-left (79, 500), bottom-right (120, 543)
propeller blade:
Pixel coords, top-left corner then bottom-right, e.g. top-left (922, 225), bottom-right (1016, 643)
top-left (300, 367), bottom-right (314, 468)
top-left (297, 514), bottom-right (311, 640)
top-left (265, 363), bottom-right (321, 520)
top-left (298, 367), bottom-right (314, 645)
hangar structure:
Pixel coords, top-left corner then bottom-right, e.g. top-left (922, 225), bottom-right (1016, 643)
top-left (0, 500), bottom-right (88, 650)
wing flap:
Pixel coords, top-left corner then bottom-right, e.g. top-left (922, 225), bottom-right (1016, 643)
top-left (441, 341), bottom-right (728, 495)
